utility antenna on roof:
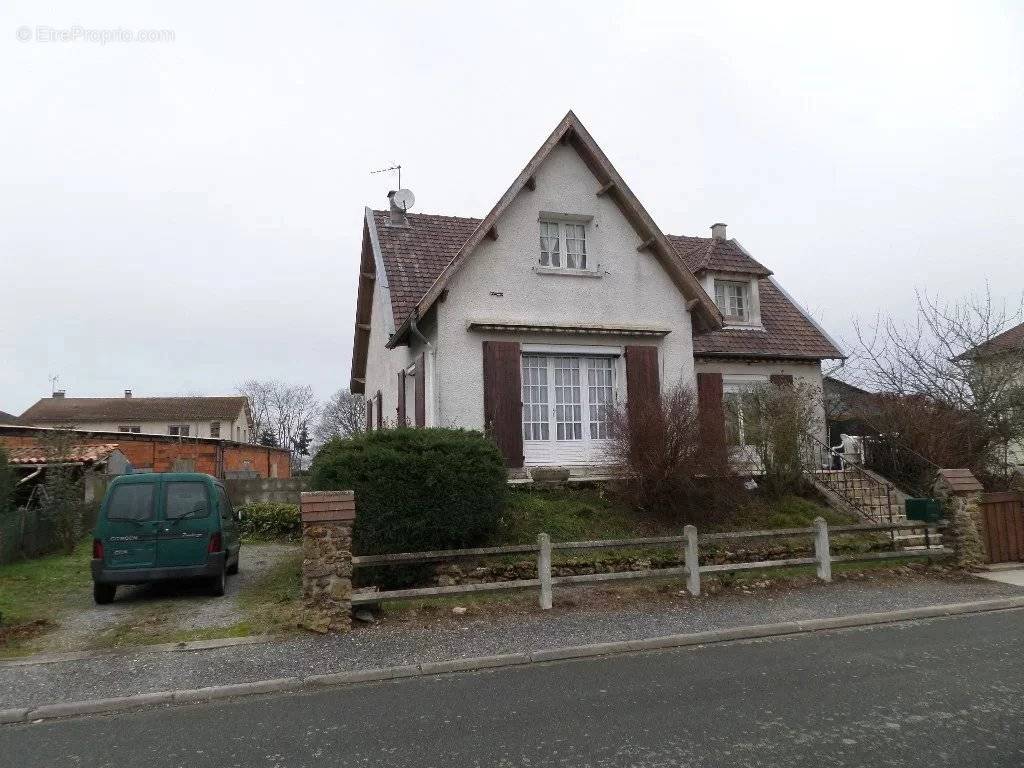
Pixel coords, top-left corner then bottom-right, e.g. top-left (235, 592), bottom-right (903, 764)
top-left (48, 373), bottom-right (60, 394)
top-left (370, 163), bottom-right (402, 189)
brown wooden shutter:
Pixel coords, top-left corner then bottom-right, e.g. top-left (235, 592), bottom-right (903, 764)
top-left (375, 391), bottom-right (383, 430)
top-left (397, 370), bottom-right (407, 427)
top-left (365, 399), bottom-right (373, 432)
top-left (769, 374), bottom-right (794, 388)
top-left (696, 372), bottom-right (726, 455)
top-left (482, 340), bottom-right (523, 468)
top-left (624, 346), bottom-right (660, 427)
top-left (415, 352), bottom-right (426, 428)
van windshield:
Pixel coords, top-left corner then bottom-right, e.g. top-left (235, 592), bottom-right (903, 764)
top-left (165, 482), bottom-right (210, 520)
top-left (106, 484), bottom-right (155, 522)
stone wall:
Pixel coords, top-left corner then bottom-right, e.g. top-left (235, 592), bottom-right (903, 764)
top-left (300, 491), bottom-right (355, 633)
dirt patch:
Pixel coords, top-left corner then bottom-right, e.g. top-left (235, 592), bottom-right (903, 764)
top-left (0, 619), bottom-right (52, 649)
top-left (30, 543), bottom-right (300, 653)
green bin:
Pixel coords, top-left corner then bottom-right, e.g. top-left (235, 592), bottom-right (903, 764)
top-left (905, 497), bottom-right (941, 523)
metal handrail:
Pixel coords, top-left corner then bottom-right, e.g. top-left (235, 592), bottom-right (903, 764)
top-left (801, 432), bottom-right (897, 525)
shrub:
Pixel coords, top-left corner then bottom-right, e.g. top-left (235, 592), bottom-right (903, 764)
top-left (608, 384), bottom-right (740, 523)
top-left (0, 444), bottom-right (12, 516)
top-left (237, 502), bottom-right (301, 540)
top-left (309, 428), bottom-right (506, 556)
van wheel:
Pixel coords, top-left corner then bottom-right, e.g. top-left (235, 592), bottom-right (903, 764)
top-left (209, 565), bottom-right (226, 597)
top-left (93, 583), bottom-right (117, 605)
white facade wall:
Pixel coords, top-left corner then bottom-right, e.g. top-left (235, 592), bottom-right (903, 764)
top-left (433, 144), bottom-right (698, 435)
top-left (32, 409), bottom-right (249, 441)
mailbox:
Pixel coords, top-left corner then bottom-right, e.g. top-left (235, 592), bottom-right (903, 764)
top-left (905, 497), bottom-right (942, 523)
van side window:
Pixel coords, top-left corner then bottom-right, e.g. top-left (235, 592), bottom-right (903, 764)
top-left (165, 482), bottom-right (210, 520)
top-left (217, 488), bottom-right (233, 521)
top-left (106, 484), bottom-right (155, 521)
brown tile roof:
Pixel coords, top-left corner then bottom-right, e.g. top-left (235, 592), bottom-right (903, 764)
top-left (667, 235), bottom-right (772, 277)
top-left (692, 277), bottom-right (843, 360)
top-left (960, 320), bottom-right (1024, 359)
top-left (20, 396), bottom-right (249, 424)
top-left (372, 210), bottom-right (481, 329)
top-left (368, 211), bottom-right (841, 361)
top-left (7, 443), bottom-right (120, 465)
top-left (0, 410), bottom-right (24, 426)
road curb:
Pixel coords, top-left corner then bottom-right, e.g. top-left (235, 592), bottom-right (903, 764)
top-left (5, 595), bottom-right (1024, 726)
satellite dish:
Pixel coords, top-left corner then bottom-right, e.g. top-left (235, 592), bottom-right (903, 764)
top-left (391, 188), bottom-right (415, 212)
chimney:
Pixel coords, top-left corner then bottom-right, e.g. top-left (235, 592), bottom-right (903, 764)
top-left (124, 389), bottom-right (133, 399)
top-left (388, 190), bottom-right (408, 226)
top-left (711, 223), bottom-right (727, 241)
top-left (53, 390), bottom-right (65, 399)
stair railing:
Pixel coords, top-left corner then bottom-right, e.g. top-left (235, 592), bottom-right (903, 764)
top-left (800, 432), bottom-right (895, 525)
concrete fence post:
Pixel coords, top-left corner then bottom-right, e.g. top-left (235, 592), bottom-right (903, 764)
top-left (300, 491), bottom-right (356, 633)
top-left (538, 532), bottom-right (552, 610)
top-left (813, 516), bottom-right (832, 582)
top-left (684, 524), bottom-right (700, 596)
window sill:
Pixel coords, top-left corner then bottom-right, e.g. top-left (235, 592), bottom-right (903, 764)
top-left (534, 266), bottom-right (603, 278)
top-left (721, 322), bottom-right (765, 331)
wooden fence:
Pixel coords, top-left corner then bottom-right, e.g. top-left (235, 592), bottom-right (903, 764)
top-left (979, 492), bottom-right (1024, 564)
top-left (351, 519), bottom-right (949, 607)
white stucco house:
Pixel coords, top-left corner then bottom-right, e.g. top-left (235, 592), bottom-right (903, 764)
top-left (350, 111), bottom-right (843, 472)
top-left (20, 392), bottom-right (254, 443)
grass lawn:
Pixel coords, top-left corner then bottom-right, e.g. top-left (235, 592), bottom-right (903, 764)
top-left (0, 540), bottom-right (92, 653)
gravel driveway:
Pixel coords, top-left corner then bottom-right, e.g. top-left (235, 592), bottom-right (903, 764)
top-left (32, 543), bottom-right (298, 653)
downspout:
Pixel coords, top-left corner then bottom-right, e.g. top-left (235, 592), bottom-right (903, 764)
top-left (409, 310), bottom-right (437, 427)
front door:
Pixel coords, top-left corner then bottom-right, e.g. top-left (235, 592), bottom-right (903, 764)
top-left (102, 481), bottom-right (158, 569)
top-left (156, 480), bottom-right (212, 567)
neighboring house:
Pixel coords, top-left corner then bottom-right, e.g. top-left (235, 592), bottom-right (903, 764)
top-left (19, 391), bottom-right (254, 443)
top-left (350, 111), bottom-right (843, 471)
top-left (823, 376), bottom-right (881, 447)
top-left (959, 321), bottom-right (1024, 469)
top-left (0, 410), bottom-right (25, 426)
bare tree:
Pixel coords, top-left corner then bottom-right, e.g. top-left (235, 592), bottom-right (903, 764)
top-left (235, 379), bottom-right (321, 465)
top-left (314, 389), bottom-right (365, 446)
top-left (237, 379), bottom-right (272, 441)
top-left (844, 286), bottom-right (1024, 484)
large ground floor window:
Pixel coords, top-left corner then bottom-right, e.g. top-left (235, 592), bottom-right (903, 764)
top-left (521, 354), bottom-right (616, 445)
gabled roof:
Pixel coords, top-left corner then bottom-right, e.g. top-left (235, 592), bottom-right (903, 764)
top-left (958, 320), bottom-right (1024, 360)
top-left (0, 410), bottom-right (24, 426)
top-left (692, 277), bottom-right (844, 360)
top-left (667, 235), bottom-right (772, 277)
top-left (384, 110), bottom-right (723, 346)
top-left (20, 396), bottom-right (249, 424)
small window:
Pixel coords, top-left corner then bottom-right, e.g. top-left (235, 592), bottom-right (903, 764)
top-left (118, 425), bottom-right (141, 433)
top-left (165, 482), bottom-right (210, 520)
top-left (105, 484), bottom-right (155, 521)
top-left (714, 280), bottom-right (750, 323)
top-left (210, 421), bottom-right (220, 438)
top-left (168, 425), bottom-right (190, 437)
top-left (539, 220), bottom-right (588, 270)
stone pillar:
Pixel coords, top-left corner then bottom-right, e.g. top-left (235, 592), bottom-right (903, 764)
top-left (935, 469), bottom-right (985, 570)
top-left (300, 491), bottom-right (355, 633)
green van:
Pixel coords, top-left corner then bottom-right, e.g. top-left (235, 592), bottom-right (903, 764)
top-left (91, 473), bottom-right (241, 604)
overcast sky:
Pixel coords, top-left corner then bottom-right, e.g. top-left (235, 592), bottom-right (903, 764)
top-left (2, 1), bottom-right (1022, 414)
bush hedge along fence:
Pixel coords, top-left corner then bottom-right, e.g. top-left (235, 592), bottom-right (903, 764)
top-left (310, 428), bottom-right (507, 559)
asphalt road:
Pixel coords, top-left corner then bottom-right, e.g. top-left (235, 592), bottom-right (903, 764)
top-left (4, 609), bottom-right (1024, 767)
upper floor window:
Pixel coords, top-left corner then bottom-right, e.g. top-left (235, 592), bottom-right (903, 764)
top-left (168, 424), bottom-right (190, 437)
top-left (210, 421), bottom-right (221, 438)
top-left (118, 425), bottom-right (141, 433)
top-left (539, 220), bottom-right (588, 270)
top-left (715, 280), bottom-right (751, 323)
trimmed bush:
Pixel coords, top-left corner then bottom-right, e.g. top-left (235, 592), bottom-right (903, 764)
top-left (0, 444), bottom-right (11, 516)
top-left (237, 502), bottom-right (301, 541)
top-left (310, 428), bottom-right (506, 556)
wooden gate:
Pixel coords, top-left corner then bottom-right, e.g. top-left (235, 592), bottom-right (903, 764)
top-left (979, 492), bottom-right (1024, 563)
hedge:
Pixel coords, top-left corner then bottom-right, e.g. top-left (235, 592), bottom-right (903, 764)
top-left (237, 501), bottom-right (301, 541)
top-left (309, 428), bottom-right (506, 557)
top-left (0, 444), bottom-right (11, 517)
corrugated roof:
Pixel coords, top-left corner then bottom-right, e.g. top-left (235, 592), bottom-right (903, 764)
top-left (7, 443), bottom-right (120, 465)
top-left (21, 396), bottom-right (249, 424)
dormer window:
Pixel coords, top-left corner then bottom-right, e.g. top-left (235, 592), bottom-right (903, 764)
top-left (539, 218), bottom-right (588, 270)
top-left (714, 280), bottom-right (751, 323)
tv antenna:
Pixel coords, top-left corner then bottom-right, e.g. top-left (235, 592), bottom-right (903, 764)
top-left (48, 373), bottom-right (60, 394)
top-left (370, 163), bottom-right (402, 188)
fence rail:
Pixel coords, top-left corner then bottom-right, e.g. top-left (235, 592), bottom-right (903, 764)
top-left (350, 519), bottom-right (949, 606)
